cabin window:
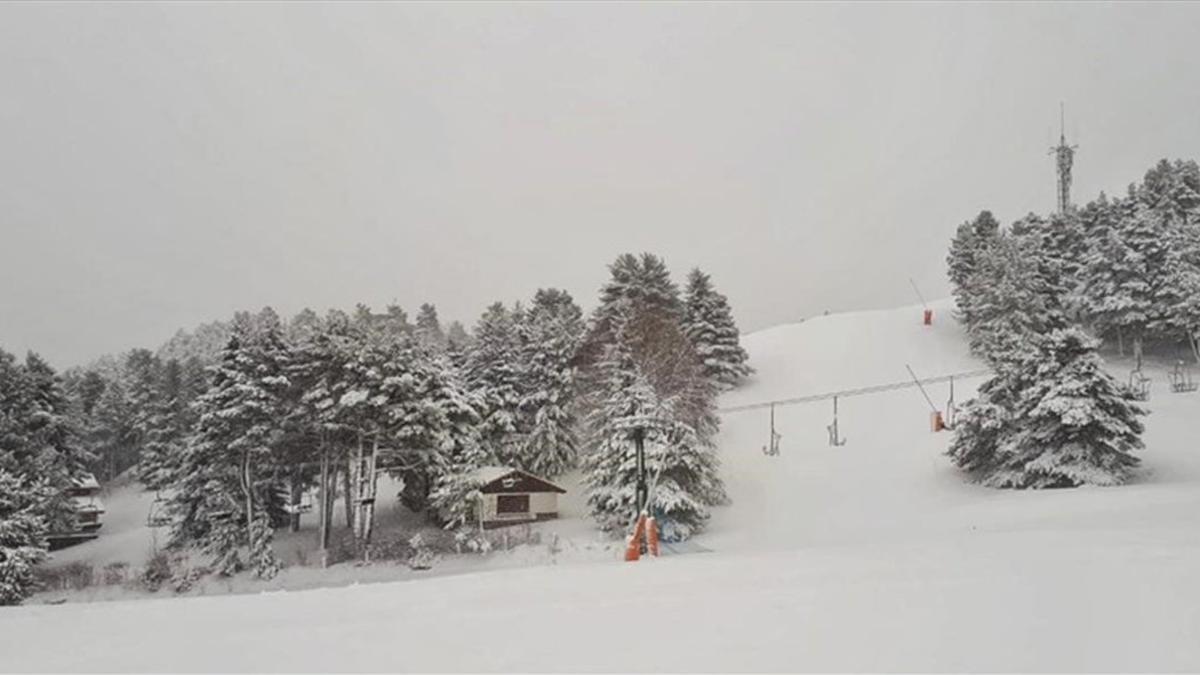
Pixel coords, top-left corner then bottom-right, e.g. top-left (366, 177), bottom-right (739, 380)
top-left (496, 494), bottom-right (529, 515)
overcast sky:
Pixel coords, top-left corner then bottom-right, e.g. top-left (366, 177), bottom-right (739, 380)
top-left (4, 2), bottom-right (1200, 367)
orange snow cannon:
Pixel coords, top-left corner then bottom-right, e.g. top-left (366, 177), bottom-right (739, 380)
top-left (624, 515), bottom-right (646, 562)
top-left (646, 517), bottom-right (660, 557)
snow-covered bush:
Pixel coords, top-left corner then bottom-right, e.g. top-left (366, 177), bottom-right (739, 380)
top-left (407, 533), bottom-right (437, 570)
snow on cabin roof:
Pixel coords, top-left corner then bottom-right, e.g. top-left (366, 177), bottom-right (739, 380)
top-left (72, 473), bottom-right (100, 490)
top-left (471, 465), bottom-right (518, 485)
top-left (469, 466), bottom-right (566, 494)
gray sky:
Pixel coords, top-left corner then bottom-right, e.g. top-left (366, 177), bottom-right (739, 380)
top-left (4, 2), bottom-right (1200, 367)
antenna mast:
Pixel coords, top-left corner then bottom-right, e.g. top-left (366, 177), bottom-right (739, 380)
top-left (1049, 102), bottom-right (1078, 214)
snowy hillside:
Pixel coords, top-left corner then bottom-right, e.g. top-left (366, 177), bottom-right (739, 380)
top-left (5, 301), bottom-right (1200, 672)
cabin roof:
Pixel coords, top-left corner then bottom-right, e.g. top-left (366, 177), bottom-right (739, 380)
top-left (470, 466), bottom-right (566, 494)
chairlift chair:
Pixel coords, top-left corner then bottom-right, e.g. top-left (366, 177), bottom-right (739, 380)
top-left (1128, 369), bottom-right (1152, 401)
top-left (827, 396), bottom-right (846, 447)
top-left (146, 492), bottom-right (172, 528)
top-left (762, 403), bottom-right (782, 456)
top-left (1169, 361), bottom-right (1198, 393)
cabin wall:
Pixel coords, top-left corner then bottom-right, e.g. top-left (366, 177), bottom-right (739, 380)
top-left (529, 493), bottom-right (558, 516)
top-left (477, 492), bottom-right (559, 526)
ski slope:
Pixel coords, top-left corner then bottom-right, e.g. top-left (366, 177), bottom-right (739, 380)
top-left (4, 301), bottom-right (1200, 672)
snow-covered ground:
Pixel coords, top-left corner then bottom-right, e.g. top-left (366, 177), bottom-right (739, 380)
top-left (5, 300), bottom-right (1200, 671)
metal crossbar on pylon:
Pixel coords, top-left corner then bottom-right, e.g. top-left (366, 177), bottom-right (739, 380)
top-left (718, 368), bottom-right (993, 414)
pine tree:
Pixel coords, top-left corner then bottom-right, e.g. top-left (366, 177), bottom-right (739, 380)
top-left (90, 378), bottom-right (135, 482)
top-left (445, 321), bottom-right (472, 371)
top-left (947, 210), bottom-right (1001, 328)
top-left (135, 358), bottom-right (186, 491)
top-left (464, 302), bottom-right (525, 464)
top-left (0, 470), bottom-right (51, 606)
top-left (415, 303), bottom-right (447, 350)
top-left (168, 309), bottom-right (290, 577)
top-left (16, 353), bottom-right (90, 532)
top-left (1012, 212), bottom-right (1086, 311)
top-left (518, 289), bottom-right (584, 478)
top-left (581, 253), bottom-right (683, 365)
top-left (422, 368), bottom-right (490, 528)
top-left (946, 360), bottom-right (1025, 481)
top-left (966, 232), bottom-right (1069, 366)
top-left (985, 329), bottom-right (1144, 488)
top-left (446, 321), bottom-right (471, 349)
top-left (682, 268), bottom-right (753, 389)
top-left (1157, 215), bottom-right (1200, 362)
top-left (580, 305), bottom-right (724, 541)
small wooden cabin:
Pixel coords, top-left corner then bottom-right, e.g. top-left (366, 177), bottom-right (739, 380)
top-left (472, 466), bottom-right (566, 529)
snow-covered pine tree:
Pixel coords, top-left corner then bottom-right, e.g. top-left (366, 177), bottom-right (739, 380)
top-left (168, 309), bottom-right (290, 577)
top-left (1155, 212), bottom-right (1200, 361)
top-left (518, 288), bottom-right (585, 478)
top-left (1012, 211), bottom-right (1087, 313)
top-left (966, 231), bottom-right (1069, 366)
top-left (1140, 158), bottom-right (1200, 220)
top-left (287, 309), bottom-right (359, 546)
top-left (1105, 197), bottom-right (1170, 365)
top-left (446, 321), bottom-right (470, 349)
top-left (135, 358), bottom-right (187, 491)
top-left (580, 304), bottom-right (723, 541)
top-left (415, 303), bottom-right (447, 350)
top-left (15, 353), bottom-right (90, 532)
top-left (90, 377), bottom-right (135, 482)
top-left (946, 210), bottom-right (1001, 329)
top-left (124, 348), bottom-right (162, 466)
top-left (682, 268), bottom-right (753, 390)
top-left (418, 362), bottom-right (491, 528)
top-left (464, 302), bottom-right (525, 465)
top-left (580, 253), bottom-right (684, 366)
top-left (445, 320), bottom-right (472, 370)
top-left (984, 328), bottom-right (1145, 488)
top-left (0, 470), bottom-right (51, 605)
top-left (1078, 193), bottom-right (1126, 345)
top-left (946, 358), bottom-right (1026, 481)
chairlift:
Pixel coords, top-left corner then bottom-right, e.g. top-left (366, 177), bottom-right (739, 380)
top-left (827, 396), bottom-right (846, 447)
top-left (146, 492), bottom-right (172, 528)
top-left (1128, 368), bottom-right (1152, 401)
top-left (1169, 361), bottom-right (1198, 393)
top-left (206, 493), bottom-right (240, 523)
top-left (207, 509), bottom-right (235, 522)
top-left (762, 403), bottom-right (781, 456)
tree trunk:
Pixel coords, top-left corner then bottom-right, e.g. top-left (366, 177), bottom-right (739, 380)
top-left (351, 431), bottom-right (365, 539)
top-left (1189, 330), bottom-right (1200, 366)
top-left (362, 435), bottom-right (379, 547)
top-left (342, 451), bottom-right (354, 530)
top-left (1134, 333), bottom-right (1145, 371)
top-left (289, 471), bottom-right (302, 533)
top-left (1117, 325), bottom-right (1125, 357)
top-left (318, 439), bottom-right (330, 567)
top-left (241, 451), bottom-right (255, 546)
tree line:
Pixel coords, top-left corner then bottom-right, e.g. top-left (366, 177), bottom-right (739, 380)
top-left (0, 253), bottom-right (751, 602)
top-left (943, 158), bottom-right (1200, 488)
